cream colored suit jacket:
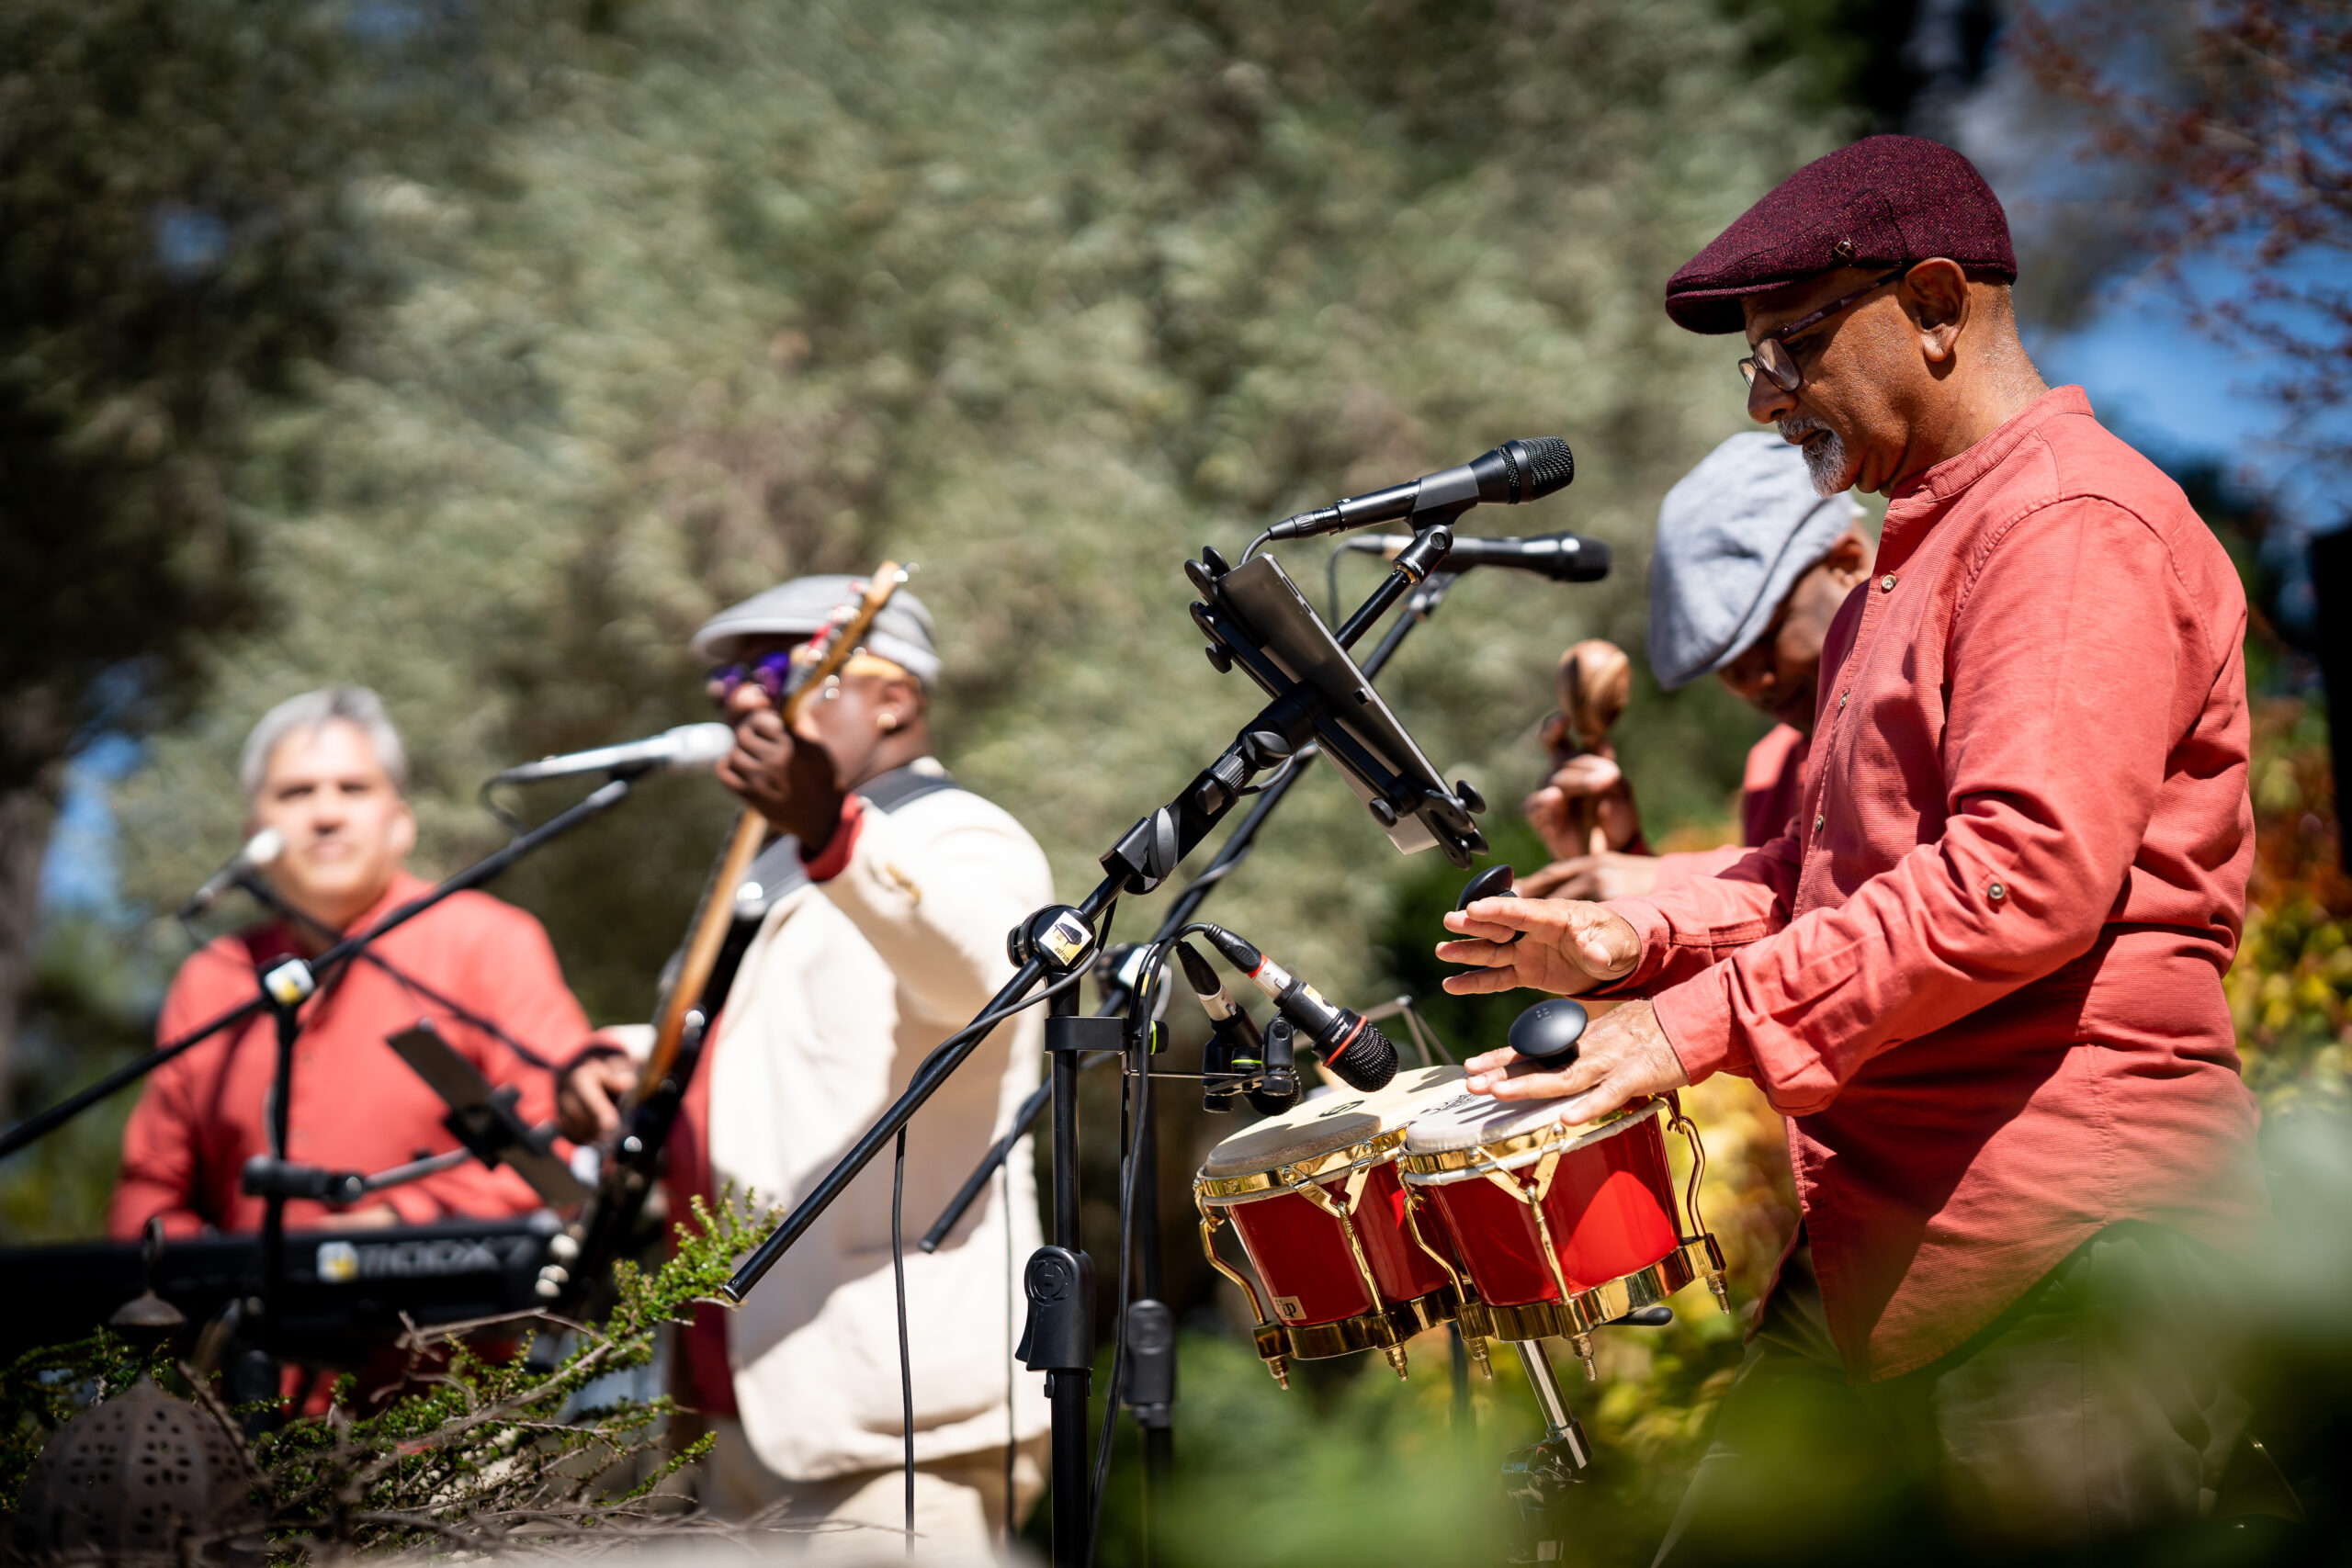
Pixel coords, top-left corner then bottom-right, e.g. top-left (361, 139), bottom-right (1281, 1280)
top-left (708, 776), bottom-right (1052, 1481)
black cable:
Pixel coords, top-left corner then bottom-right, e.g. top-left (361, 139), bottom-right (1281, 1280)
top-left (895, 1127), bottom-right (914, 1557)
top-left (1088, 927), bottom-right (1205, 1562)
top-left (882, 913), bottom-right (1112, 1560)
top-left (902, 953), bottom-right (1095, 1100)
top-left (212, 876), bottom-right (563, 1071)
top-left (356, 951), bottom-right (560, 1070)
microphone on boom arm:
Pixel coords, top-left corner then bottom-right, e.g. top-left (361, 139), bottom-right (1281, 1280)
top-left (1198, 927), bottom-right (1399, 1093)
top-left (176, 829), bottom-right (287, 921)
top-left (1266, 437), bottom-right (1575, 543)
top-left (490, 723), bottom-right (735, 786)
top-left (1338, 529), bottom-right (1611, 583)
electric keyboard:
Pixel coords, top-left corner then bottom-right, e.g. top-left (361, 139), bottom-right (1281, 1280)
top-left (0, 1215), bottom-right (564, 1365)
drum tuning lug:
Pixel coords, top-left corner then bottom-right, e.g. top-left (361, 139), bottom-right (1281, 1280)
top-left (1571, 1331), bottom-right (1598, 1381)
top-left (1250, 1323), bottom-right (1292, 1389)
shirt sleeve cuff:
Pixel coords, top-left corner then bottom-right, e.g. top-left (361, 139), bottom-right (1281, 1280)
top-left (1582, 897), bottom-right (1673, 997)
top-left (1650, 970), bottom-right (1748, 1083)
top-left (797, 793), bottom-right (865, 884)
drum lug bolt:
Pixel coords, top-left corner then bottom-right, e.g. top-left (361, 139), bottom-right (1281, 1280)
top-left (1707, 1269), bottom-right (1732, 1318)
top-left (1383, 1344), bottom-right (1409, 1382)
top-left (1251, 1324), bottom-right (1291, 1389)
top-left (1571, 1331), bottom-right (1597, 1382)
top-left (1465, 1335), bottom-right (1493, 1382)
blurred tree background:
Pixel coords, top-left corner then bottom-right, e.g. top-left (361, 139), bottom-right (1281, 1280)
top-left (6, 0), bottom-right (2349, 1561)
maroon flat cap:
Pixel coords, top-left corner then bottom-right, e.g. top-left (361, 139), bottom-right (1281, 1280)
top-left (1665, 135), bottom-right (2017, 334)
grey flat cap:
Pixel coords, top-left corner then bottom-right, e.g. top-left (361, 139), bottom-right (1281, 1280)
top-left (1646, 434), bottom-right (1859, 690)
top-left (692, 574), bottom-right (941, 686)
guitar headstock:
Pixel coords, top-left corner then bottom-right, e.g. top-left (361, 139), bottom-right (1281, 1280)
top-left (779, 563), bottom-right (910, 721)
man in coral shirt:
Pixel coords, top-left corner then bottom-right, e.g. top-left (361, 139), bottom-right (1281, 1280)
top-left (111, 687), bottom-right (591, 1237)
top-left (1440, 138), bottom-right (2273, 1552)
top-left (1523, 432), bottom-right (1869, 899)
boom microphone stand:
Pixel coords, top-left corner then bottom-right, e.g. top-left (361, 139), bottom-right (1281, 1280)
top-left (723, 524), bottom-right (1486, 1568)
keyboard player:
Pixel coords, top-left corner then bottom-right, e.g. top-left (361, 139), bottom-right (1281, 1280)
top-left (109, 687), bottom-right (598, 1237)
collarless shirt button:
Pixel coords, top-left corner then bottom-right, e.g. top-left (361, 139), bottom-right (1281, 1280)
top-left (1987, 881), bottom-right (2007, 901)
top-left (1838, 692), bottom-right (1849, 711)
top-left (1814, 814), bottom-right (1826, 833)
top-left (1879, 573), bottom-right (1898, 592)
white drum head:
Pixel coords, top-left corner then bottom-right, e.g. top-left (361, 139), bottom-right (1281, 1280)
top-left (1401, 1093), bottom-right (1663, 1183)
top-left (1199, 1064), bottom-right (1464, 1179)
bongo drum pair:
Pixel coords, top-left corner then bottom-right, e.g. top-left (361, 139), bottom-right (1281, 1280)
top-left (1194, 1066), bottom-right (1726, 1387)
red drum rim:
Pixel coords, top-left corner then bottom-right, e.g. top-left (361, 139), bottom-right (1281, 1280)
top-left (1398, 1098), bottom-right (1665, 1185)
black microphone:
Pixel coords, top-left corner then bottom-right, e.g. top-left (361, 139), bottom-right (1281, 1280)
top-left (1339, 529), bottom-right (1611, 582)
top-left (1178, 940), bottom-right (1266, 1112)
top-left (491, 723), bottom-right (735, 785)
top-left (1199, 927), bottom-right (1398, 1092)
top-left (1268, 438), bottom-right (1574, 542)
top-left (176, 829), bottom-right (286, 920)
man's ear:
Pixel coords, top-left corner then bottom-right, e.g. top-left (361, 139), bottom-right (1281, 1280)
top-left (389, 801), bottom-right (418, 861)
top-left (1822, 526), bottom-right (1872, 586)
top-left (1904, 258), bottom-right (1970, 366)
top-left (878, 678), bottom-right (925, 732)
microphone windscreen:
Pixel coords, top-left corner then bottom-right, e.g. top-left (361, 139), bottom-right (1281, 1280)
top-left (1247, 1080), bottom-right (1300, 1115)
top-left (1319, 1021), bottom-right (1398, 1092)
top-left (1511, 437), bottom-right (1575, 498)
top-left (672, 722), bottom-right (738, 769)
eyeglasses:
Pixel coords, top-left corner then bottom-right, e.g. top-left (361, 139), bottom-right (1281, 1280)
top-left (1738, 266), bottom-right (1910, 394)
top-left (708, 648), bottom-right (810, 705)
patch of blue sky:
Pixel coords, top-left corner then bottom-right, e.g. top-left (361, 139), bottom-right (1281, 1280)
top-left (38, 734), bottom-right (141, 918)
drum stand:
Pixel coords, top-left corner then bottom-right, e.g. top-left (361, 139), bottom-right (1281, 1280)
top-left (1498, 1337), bottom-right (1591, 1564)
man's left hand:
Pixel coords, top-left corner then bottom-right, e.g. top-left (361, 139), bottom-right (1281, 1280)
top-left (718, 706), bottom-right (844, 848)
top-left (1462, 999), bottom-right (1690, 1122)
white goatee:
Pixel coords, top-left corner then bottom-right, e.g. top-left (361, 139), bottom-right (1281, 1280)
top-left (1778, 418), bottom-right (1850, 497)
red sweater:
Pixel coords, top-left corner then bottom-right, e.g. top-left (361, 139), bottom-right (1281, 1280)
top-left (1609, 388), bottom-right (2267, 1378)
top-left (110, 872), bottom-right (588, 1236)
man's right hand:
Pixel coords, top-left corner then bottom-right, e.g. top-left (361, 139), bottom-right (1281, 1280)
top-left (1436, 897), bottom-right (1643, 997)
top-left (556, 1051), bottom-right (639, 1145)
top-left (1521, 852), bottom-right (1661, 901)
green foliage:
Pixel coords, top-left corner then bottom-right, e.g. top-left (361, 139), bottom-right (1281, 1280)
top-left (0, 1193), bottom-right (772, 1556)
top-left (0, 0), bottom-right (566, 782)
top-left (0, 910), bottom-right (163, 1237)
top-left (110, 0), bottom-right (1844, 1032)
top-left (1089, 1321), bottom-right (1754, 1568)
top-left (0, 1326), bottom-right (169, 1516)
top-left (2228, 694), bottom-right (2351, 1118)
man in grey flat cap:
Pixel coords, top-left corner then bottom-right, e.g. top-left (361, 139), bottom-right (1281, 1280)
top-left (1525, 433), bottom-right (1869, 900)
top-left (558, 574), bottom-right (1050, 1551)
